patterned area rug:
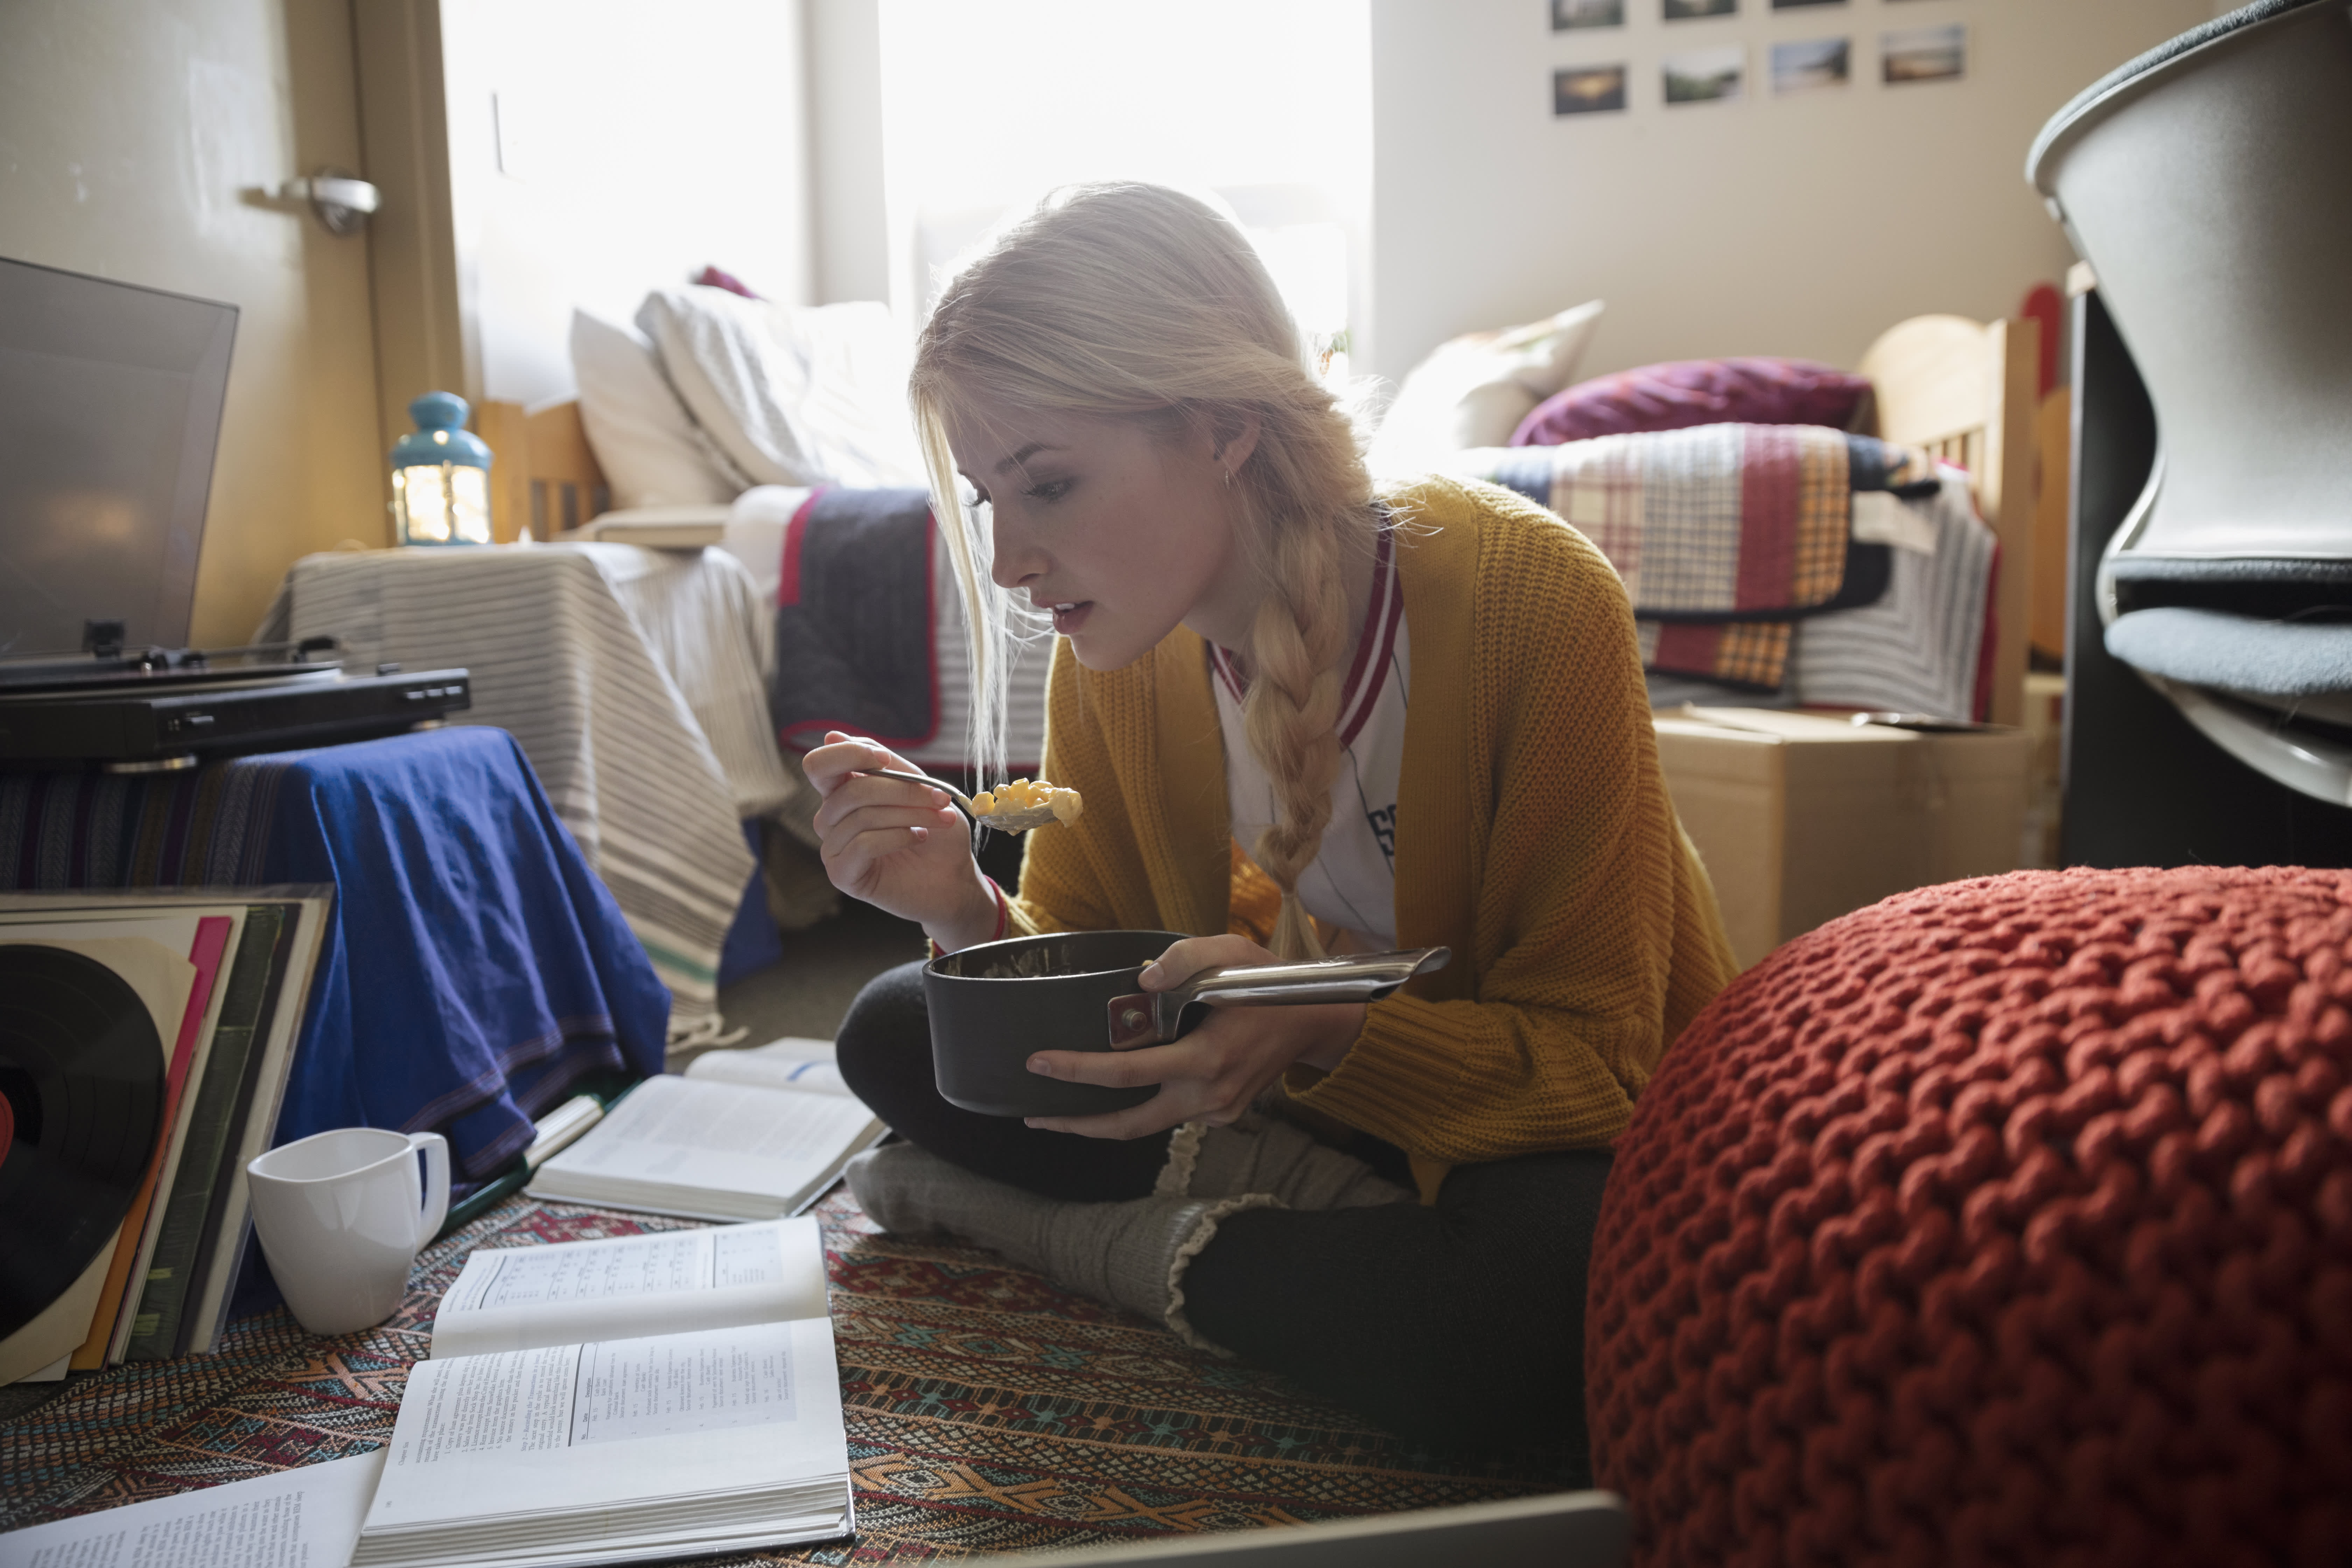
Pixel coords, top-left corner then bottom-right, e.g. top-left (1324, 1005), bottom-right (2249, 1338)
top-left (0, 1191), bottom-right (1577, 1560)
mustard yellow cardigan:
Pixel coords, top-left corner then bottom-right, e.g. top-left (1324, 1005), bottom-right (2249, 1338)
top-left (1003, 476), bottom-right (1738, 1199)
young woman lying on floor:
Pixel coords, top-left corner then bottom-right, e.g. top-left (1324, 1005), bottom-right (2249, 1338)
top-left (802, 182), bottom-right (1735, 1459)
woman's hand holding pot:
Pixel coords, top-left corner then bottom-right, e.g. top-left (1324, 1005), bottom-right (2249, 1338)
top-left (804, 732), bottom-right (1001, 952)
top-left (1020, 933), bottom-right (1364, 1139)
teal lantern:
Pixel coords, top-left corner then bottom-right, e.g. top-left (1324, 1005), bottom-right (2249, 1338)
top-left (390, 391), bottom-right (493, 546)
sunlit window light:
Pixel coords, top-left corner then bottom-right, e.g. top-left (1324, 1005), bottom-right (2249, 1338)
top-left (877, 0), bottom-right (1371, 370)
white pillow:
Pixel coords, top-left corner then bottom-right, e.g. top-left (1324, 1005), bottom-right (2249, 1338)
top-left (1370, 299), bottom-right (1606, 473)
top-left (636, 288), bottom-right (925, 489)
top-left (568, 309), bottom-right (743, 510)
top-left (715, 484), bottom-right (815, 607)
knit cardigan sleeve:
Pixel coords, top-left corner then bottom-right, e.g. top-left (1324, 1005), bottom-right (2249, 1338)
top-left (1283, 483), bottom-right (1737, 1163)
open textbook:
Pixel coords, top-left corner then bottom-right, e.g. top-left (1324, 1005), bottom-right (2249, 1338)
top-left (358, 1215), bottom-right (849, 1566)
top-left (526, 1038), bottom-right (883, 1221)
top-left (354, 1316), bottom-right (848, 1567)
top-left (0, 1219), bottom-right (851, 1568)
top-left (428, 1215), bottom-right (830, 1358)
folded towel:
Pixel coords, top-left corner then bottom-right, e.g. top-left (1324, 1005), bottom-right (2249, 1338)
top-left (770, 487), bottom-right (938, 752)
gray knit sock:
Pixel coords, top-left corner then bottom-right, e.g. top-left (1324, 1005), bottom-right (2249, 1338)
top-left (1156, 1112), bottom-right (1413, 1209)
top-left (844, 1142), bottom-right (1273, 1349)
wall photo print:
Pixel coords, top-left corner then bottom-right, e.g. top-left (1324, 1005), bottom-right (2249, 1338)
top-left (1770, 0), bottom-right (1845, 9)
top-left (1771, 36), bottom-right (1849, 93)
top-left (1555, 63), bottom-right (1631, 114)
top-left (1553, 0), bottom-right (1625, 29)
top-left (1664, 44), bottom-right (1743, 102)
top-left (1883, 23), bottom-right (1966, 84)
top-left (1664, 0), bottom-right (1737, 19)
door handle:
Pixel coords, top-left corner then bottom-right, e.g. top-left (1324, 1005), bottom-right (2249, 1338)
top-left (279, 168), bottom-right (380, 236)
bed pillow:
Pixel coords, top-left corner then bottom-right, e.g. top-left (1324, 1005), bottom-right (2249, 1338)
top-left (1510, 357), bottom-right (1872, 446)
top-left (636, 287), bottom-right (925, 489)
top-left (568, 309), bottom-right (743, 509)
top-left (1370, 299), bottom-right (1605, 472)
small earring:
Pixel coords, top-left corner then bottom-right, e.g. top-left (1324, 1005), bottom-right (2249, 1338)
top-left (1220, 467), bottom-right (1234, 489)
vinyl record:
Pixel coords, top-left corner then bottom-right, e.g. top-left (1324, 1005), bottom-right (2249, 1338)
top-left (0, 946), bottom-right (167, 1339)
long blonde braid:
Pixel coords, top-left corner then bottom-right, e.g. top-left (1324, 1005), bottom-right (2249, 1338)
top-left (911, 183), bottom-right (1379, 958)
top-left (1236, 493), bottom-right (1354, 959)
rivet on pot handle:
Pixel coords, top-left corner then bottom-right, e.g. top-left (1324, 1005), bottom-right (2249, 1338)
top-left (1105, 947), bottom-right (1451, 1049)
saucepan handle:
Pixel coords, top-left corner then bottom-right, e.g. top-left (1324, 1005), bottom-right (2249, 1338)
top-left (1106, 947), bottom-right (1450, 1049)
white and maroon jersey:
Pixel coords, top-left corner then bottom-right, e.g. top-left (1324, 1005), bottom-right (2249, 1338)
top-left (1210, 526), bottom-right (1409, 949)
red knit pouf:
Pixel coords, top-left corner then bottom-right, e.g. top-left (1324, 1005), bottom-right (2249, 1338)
top-left (1588, 867), bottom-right (2352, 1568)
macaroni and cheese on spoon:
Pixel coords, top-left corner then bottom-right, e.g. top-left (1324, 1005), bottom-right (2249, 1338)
top-left (864, 767), bottom-right (1083, 834)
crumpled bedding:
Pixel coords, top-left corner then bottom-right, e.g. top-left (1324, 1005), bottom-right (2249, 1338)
top-left (634, 286), bottom-right (925, 491)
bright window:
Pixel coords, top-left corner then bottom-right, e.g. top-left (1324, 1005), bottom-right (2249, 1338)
top-left (876, 0), bottom-right (1371, 371)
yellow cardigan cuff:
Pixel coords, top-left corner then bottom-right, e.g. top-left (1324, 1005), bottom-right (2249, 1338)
top-left (1281, 998), bottom-right (1465, 1159)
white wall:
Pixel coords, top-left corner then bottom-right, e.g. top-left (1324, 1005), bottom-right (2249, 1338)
top-left (438, 0), bottom-right (815, 408)
top-left (0, 0), bottom-right (385, 644)
top-left (1365, 0), bottom-right (2210, 384)
top-left (805, 0), bottom-right (890, 305)
top-left (873, 0), bottom-right (1371, 336)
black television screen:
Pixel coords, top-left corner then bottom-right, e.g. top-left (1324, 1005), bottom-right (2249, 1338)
top-left (0, 255), bottom-right (236, 661)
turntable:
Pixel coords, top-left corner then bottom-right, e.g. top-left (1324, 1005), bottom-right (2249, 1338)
top-left (0, 254), bottom-right (470, 769)
top-left (0, 629), bottom-right (470, 770)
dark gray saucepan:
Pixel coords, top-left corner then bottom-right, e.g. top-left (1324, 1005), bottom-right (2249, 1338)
top-left (925, 929), bottom-right (1449, 1119)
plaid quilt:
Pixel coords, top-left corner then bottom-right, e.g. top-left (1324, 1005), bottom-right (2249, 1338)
top-left (1473, 425), bottom-right (1937, 690)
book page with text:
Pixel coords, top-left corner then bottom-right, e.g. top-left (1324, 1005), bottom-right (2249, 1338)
top-left (429, 1217), bottom-right (826, 1358)
top-left (530, 1076), bottom-right (878, 1211)
top-left (0, 1450), bottom-right (383, 1568)
top-left (362, 1318), bottom-right (845, 1530)
top-left (684, 1038), bottom-right (853, 1097)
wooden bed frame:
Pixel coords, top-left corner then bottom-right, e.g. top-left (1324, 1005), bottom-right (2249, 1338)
top-left (1855, 313), bottom-right (2042, 727)
top-left (480, 312), bottom-right (2042, 726)
top-left (475, 399), bottom-right (610, 546)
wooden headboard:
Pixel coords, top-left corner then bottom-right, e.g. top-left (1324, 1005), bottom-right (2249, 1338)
top-left (476, 399), bottom-right (610, 544)
top-left (1855, 313), bottom-right (2041, 727)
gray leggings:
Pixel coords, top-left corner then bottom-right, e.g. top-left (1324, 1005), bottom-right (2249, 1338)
top-left (835, 960), bottom-right (1610, 1461)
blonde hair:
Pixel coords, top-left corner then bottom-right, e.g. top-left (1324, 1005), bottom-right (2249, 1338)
top-left (911, 182), bottom-right (1376, 959)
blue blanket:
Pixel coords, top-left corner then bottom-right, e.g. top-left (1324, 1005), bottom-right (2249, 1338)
top-left (0, 728), bottom-right (670, 1179)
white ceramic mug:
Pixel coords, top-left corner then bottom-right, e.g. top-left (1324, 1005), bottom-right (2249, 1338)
top-left (246, 1128), bottom-right (450, 1336)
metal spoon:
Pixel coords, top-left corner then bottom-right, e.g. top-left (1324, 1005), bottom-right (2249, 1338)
top-left (861, 767), bottom-right (1069, 834)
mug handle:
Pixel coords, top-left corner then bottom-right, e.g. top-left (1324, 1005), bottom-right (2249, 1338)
top-left (407, 1132), bottom-right (451, 1247)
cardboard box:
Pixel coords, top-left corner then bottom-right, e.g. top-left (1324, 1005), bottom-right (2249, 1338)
top-left (1653, 707), bottom-right (2033, 969)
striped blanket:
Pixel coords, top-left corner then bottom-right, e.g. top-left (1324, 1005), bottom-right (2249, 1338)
top-left (1642, 472), bottom-right (1999, 722)
top-left (1469, 425), bottom-right (1939, 690)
